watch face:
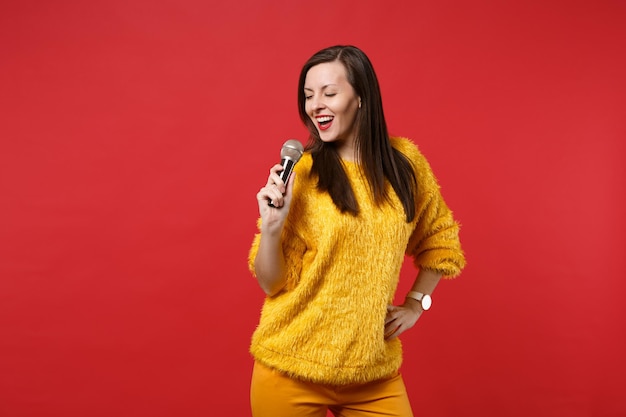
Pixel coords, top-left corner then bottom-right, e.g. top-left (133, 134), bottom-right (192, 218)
top-left (422, 294), bottom-right (432, 311)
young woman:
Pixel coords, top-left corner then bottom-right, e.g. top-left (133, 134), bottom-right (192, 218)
top-left (249, 45), bottom-right (466, 417)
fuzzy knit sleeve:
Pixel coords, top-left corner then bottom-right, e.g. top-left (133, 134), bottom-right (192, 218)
top-left (396, 138), bottom-right (466, 277)
top-left (247, 218), bottom-right (264, 276)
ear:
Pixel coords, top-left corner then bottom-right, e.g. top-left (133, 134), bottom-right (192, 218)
top-left (358, 97), bottom-right (362, 108)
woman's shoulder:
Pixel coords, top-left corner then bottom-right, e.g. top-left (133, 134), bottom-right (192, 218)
top-left (390, 136), bottom-right (438, 189)
top-left (390, 136), bottom-right (428, 167)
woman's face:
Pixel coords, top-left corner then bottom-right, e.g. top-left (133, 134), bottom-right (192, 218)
top-left (304, 61), bottom-right (361, 160)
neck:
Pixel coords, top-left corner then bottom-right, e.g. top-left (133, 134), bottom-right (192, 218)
top-left (336, 140), bottom-right (357, 162)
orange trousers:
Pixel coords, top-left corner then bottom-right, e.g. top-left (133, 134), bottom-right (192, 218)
top-left (250, 362), bottom-right (414, 417)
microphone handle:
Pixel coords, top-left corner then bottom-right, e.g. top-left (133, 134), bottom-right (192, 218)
top-left (268, 157), bottom-right (296, 207)
top-left (277, 158), bottom-right (296, 184)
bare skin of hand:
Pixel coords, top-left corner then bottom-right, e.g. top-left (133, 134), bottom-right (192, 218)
top-left (256, 164), bottom-right (296, 228)
top-left (384, 297), bottom-right (422, 340)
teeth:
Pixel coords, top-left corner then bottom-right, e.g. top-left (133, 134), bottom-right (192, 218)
top-left (316, 116), bottom-right (333, 123)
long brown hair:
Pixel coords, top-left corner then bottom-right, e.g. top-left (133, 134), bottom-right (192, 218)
top-left (297, 45), bottom-right (417, 222)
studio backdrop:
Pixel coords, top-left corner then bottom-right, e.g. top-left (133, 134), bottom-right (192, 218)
top-left (1, 1), bottom-right (624, 416)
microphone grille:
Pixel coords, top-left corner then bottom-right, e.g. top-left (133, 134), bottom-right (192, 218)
top-left (281, 139), bottom-right (304, 161)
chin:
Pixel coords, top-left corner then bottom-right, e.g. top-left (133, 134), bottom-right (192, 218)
top-left (316, 132), bottom-right (335, 142)
top-left (320, 137), bottom-right (339, 145)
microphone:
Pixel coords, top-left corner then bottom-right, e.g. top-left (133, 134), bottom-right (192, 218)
top-left (268, 139), bottom-right (304, 207)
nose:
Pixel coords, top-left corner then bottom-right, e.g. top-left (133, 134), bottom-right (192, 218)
top-left (310, 95), bottom-right (326, 112)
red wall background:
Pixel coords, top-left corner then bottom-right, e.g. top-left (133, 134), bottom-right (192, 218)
top-left (1, 1), bottom-right (624, 416)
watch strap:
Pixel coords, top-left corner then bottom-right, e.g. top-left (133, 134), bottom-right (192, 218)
top-left (406, 291), bottom-right (432, 311)
top-left (406, 291), bottom-right (426, 302)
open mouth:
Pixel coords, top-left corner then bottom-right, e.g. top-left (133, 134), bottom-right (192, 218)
top-left (316, 116), bottom-right (334, 131)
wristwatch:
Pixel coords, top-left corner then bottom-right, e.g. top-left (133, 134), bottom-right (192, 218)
top-left (406, 291), bottom-right (432, 311)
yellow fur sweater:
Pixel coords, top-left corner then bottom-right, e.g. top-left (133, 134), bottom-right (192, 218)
top-left (248, 137), bottom-right (465, 385)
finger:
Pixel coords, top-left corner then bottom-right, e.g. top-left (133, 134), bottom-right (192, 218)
top-left (385, 306), bottom-right (398, 324)
top-left (257, 185), bottom-right (284, 209)
top-left (267, 188), bottom-right (285, 207)
top-left (268, 177), bottom-right (286, 194)
top-left (257, 185), bottom-right (282, 203)
top-left (273, 172), bottom-right (296, 209)
top-left (268, 183), bottom-right (283, 199)
top-left (384, 324), bottom-right (401, 340)
top-left (268, 163), bottom-right (284, 176)
top-left (268, 165), bottom-right (287, 192)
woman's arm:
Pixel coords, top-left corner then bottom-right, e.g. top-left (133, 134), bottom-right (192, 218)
top-left (254, 223), bottom-right (288, 296)
top-left (384, 268), bottom-right (441, 340)
top-left (253, 166), bottom-right (296, 296)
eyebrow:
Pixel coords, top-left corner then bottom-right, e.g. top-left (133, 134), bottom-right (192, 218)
top-left (303, 84), bottom-right (338, 91)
